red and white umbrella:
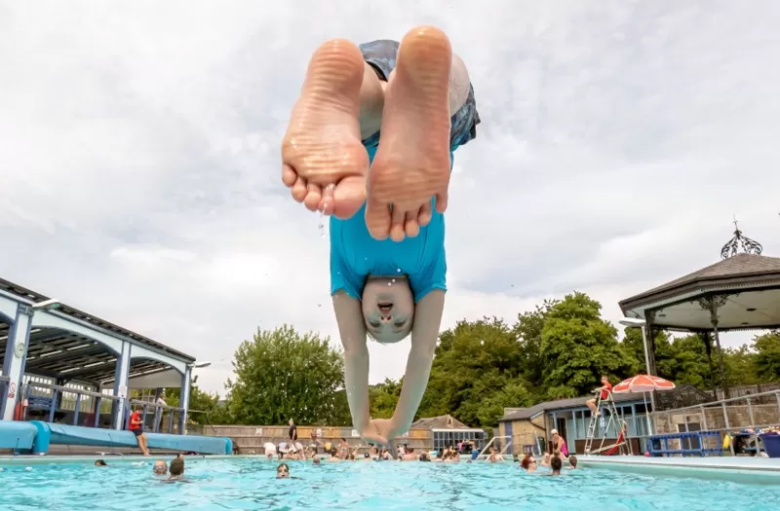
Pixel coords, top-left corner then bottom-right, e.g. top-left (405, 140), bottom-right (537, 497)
top-left (613, 375), bottom-right (676, 394)
top-left (612, 375), bottom-right (675, 443)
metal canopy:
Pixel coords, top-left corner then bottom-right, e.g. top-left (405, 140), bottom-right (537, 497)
top-left (0, 277), bottom-right (195, 362)
top-left (619, 253), bottom-right (780, 331)
top-left (0, 326), bottom-right (174, 385)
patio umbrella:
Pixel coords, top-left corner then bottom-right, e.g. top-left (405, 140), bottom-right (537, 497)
top-left (612, 375), bottom-right (676, 439)
top-left (613, 375), bottom-right (676, 394)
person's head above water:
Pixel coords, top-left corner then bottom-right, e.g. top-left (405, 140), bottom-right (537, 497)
top-left (362, 275), bottom-right (414, 343)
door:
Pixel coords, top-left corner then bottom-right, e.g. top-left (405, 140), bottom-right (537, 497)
top-left (504, 422), bottom-right (513, 452)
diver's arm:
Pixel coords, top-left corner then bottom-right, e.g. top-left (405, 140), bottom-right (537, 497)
top-left (333, 292), bottom-right (371, 432)
top-left (390, 290), bottom-right (445, 433)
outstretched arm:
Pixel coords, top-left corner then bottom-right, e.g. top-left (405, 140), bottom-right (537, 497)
top-left (332, 291), bottom-right (371, 433)
top-left (390, 290), bottom-right (445, 434)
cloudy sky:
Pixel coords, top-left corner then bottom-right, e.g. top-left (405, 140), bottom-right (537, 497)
top-left (1, 1), bottom-right (779, 394)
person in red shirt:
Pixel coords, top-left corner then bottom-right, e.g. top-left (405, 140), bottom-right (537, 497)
top-left (128, 406), bottom-right (150, 455)
top-left (586, 375), bottom-right (613, 417)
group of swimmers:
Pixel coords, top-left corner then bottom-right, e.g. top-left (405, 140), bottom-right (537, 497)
top-left (94, 453), bottom-right (187, 481)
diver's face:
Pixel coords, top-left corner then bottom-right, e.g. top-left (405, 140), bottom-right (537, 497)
top-left (361, 276), bottom-right (414, 343)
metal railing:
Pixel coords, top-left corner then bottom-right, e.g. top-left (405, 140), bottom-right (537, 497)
top-left (479, 435), bottom-right (512, 458)
top-left (649, 388), bottom-right (780, 455)
top-left (15, 381), bottom-right (186, 434)
top-left (125, 398), bottom-right (185, 434)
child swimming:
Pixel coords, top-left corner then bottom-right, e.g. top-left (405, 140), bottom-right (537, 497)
top-left (280, 26), bottom-right (480, 446)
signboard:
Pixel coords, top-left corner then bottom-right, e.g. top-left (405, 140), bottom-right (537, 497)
top-left (255, 428), bottom-right (263, 436)
top-left (117, 385), bottom-right (128, 399)
top-left (7, 382), bottom-right (16, 399)
top-left (351, 429), bottom-right (359, 438)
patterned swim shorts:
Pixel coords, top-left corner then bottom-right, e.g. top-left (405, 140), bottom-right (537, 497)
top-left (358, 39), bottom-right (481, 151)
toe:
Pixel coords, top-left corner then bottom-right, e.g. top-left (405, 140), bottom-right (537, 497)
top-left (332, 175), bottom-right (367, 220)
top-left (319, 184), bottom-right (336, 216)
top-left (365, 196), bottom-right (391, 240)
top-left (404, 211), bottom-right (420, 238)
top-left (282, 164), bottom-right (298, 188)
top-left (291, 176), bottom-right (308, 202)
top-left (434, 191), bottom-right (448, 214)
top-left (418, 201), bottom-right (433, 226)
top-left (303, 182), bottom-right (322, 212)
top-left (389, 206), bottom-right (406, 242)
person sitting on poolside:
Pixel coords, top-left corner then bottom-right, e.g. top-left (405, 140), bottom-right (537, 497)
top-left (153, 460), bottom-right (168, 476)
top-left (419, 451), bottom-right (432, 462)
top-left (550, 429), bottom-right (569, 458)
top-left (264, 441), bottom-right (277, 460)
top-left (281, 26), bottom-right (480, 449)
top-left (586, 375), bottom-right (613, 417)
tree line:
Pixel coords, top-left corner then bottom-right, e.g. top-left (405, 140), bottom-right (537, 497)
top-left (177, 292), bottom-right (780, 430)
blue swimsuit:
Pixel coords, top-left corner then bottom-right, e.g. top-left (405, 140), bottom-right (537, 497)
top-left (328, 40), bottom-right (480, 302)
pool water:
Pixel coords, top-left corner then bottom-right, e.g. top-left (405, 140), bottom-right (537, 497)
top-left (1, 458), bottom-right (779, 511)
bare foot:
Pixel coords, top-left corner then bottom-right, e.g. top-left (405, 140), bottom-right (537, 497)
top-left (281, 39), bottom-right (369, 219)
top-left (366, 26), bottom-right (453, 241)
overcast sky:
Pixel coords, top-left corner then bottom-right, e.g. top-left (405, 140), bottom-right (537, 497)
top-left (1, 1), bottom-right (779, 394)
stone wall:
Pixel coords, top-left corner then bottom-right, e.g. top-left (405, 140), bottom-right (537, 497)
top-left (202, 425), bottom-right (432, 455)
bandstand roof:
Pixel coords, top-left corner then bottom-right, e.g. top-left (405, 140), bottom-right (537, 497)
top-left (619, 226), bottom-right (780, 332)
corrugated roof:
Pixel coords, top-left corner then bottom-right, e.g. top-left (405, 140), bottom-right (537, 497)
top-left (0, 276), bottom-right (195, 362)
top-left (498, 392), bottom-right (647, 422)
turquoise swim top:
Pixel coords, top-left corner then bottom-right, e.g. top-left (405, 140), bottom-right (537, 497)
top-left (329, 147), bottom-right (450, 303)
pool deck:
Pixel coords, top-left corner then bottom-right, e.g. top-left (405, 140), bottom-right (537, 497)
top-left (579, 455), bottom-right (780, 481)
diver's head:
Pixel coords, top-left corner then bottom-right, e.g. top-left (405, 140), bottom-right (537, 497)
top-left (362, 275), bottom-right (414, 343)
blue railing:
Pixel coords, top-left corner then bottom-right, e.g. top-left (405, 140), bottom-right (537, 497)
top-left (16, 381), bottom-right (185, 433)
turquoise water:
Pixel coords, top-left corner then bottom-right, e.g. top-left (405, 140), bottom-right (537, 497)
top-left (1, 458), bottom-right (779, 510)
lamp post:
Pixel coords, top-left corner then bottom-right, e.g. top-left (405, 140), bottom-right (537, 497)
top-left (619, 318), bottom-right (652, 377)
top-left (619, 318), bottom-right (656, 436)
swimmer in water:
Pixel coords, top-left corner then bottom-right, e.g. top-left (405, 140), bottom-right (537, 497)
top-left (280, 26), bottom-right (479, 448)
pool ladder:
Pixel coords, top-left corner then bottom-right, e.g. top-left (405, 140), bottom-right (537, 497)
top-left (583, 391), bottom-right (631, 455)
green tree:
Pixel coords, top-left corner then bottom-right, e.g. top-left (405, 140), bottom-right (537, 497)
top-left (164, 383), bottom-right (222, 425)
top-left (540, 292), bottom-right (638, 399)
top-left (419, 317), bottom-right (530, 428)
top-left (722, 345), bottom-right (760, 387)
top-left (368, 379), bottom-right (402, 419)
top-left (753, 332), bottom-right (780, 381)
top-left (512, 299), bottom-right (558, 393)
top-left (223, 325), bottom-right (346, 425)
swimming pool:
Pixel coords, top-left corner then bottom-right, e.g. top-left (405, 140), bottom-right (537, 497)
top-left (2, 457), bottom-right (779, 510)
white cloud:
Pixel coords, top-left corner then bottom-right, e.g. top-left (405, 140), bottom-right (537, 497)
top-left (1, 0), bottom-right (779, 394)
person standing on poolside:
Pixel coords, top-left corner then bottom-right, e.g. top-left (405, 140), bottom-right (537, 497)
top-left (128, 405), bottom-right (150, 456)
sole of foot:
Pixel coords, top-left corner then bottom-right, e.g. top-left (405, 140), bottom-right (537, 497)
top-left (281, 39), bottom-right (369, 219)
top-left (365, 26), bottom-right (453, 242)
